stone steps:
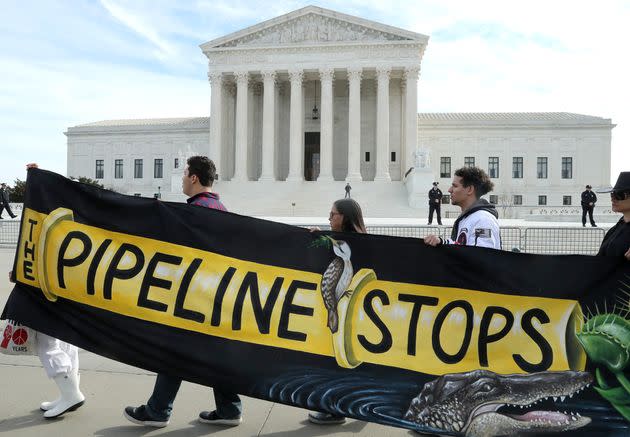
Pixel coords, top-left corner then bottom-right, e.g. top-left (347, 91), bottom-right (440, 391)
top-left (166, 180), bottom-right (425, 218)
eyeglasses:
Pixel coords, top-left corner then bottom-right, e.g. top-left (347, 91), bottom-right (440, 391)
top-left (611, 191), bottom-right (630, 201)
top-left (329, 211), bottom-right (342, 219)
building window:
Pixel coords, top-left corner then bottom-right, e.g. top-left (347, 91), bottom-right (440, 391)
top-left (464, 157), bottom-right (475, 167)
top-left (441, 195), bottom-right (451, 204)
top-left (134, 159), bottom-right (143, 178)
top-left (391, 151), bottom-right (396, 162)
top-left (365, 152), bottom-right (370, 162)
top-left (114, 159), bottom-right (123, 179)
top-left (440, 157), bottom-right (451, 178)
top-left (538, 195), bottom-right (547, 206)
top-left (95, 160), bottom-right (104, 179)
top-left (513, 195), bottom-right (523, 205)
top-left (488, 157), bottom-right (499, 178)
top-left (563, 195), bottom-right (572, 205)
top-left (537, 157), bottom-right (548, 179)
top-left (154, 158), bottom-right (163, 178)
top-left (512, 157), bottom-right (523, 178)
top-left (561, 157), bottom-right (573, 179)
top-left (489, 195), bottom-right (498, 204)
top-left (174, 158), bottom-right (179, 169)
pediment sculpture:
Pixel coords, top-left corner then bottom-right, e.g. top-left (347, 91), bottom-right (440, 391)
top-left (217, 13), bottom-right (410, 48)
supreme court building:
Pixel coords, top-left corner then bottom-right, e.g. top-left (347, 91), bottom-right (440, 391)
top-left (66, 6), bottom-right (614, 218)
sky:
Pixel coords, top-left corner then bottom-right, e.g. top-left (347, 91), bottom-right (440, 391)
top-left (1, 0), bottom-right (628, 185)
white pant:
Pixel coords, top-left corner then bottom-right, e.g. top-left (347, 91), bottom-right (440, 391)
top-left (36, 332), bottom-right (79, 379)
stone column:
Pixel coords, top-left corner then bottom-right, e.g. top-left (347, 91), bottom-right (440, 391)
top-left (404, 66), bottom-right (420, 174)
top-left (318, 68), bottom-right (334, 181)
top-left (209, 72), bottom-right (223, 178)
top-left (375, 66), bottom-right (391, 182)
top-left (233, 71), bottom-right (249, 181)
top-left (287, 69), bottom-right (303, 181)
top-left (260, 70), bottom-right (276, 181)
top-left (346, 67), bottom-right (362, 181)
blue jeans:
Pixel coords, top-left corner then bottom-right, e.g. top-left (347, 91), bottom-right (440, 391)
top-left (145, 373), bottom-right (242, 420)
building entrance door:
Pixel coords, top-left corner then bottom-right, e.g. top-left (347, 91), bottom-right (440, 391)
top-left (304, 132), bottom-right (320, 181)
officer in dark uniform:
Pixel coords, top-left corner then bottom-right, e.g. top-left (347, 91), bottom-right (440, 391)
top-left (428, 182), bottom-right (443, 225)
top-left (581, 184), bottom-right (597, 227)
top-left (344, 183), bottom-right (351, 198)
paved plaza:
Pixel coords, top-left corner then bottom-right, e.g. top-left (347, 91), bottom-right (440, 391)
top-left (0, 248), bottom-right (415, 437)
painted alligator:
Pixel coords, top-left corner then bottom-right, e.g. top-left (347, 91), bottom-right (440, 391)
top-left (404, 369), bottom-right (592, 437)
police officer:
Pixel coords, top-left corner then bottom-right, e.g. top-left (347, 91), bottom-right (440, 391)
top-left (428, 182), bottom-right (443, 225)
top-left (581, 184), bottom-right (597, 227)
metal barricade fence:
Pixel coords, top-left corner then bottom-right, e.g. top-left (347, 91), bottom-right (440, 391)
top-left (0, 220), bottom-right (20, 246)
top-left (298, 225), bottom-right (603, 255)
top-left (366, 225), bottom-right (441, 239)
top-left (497, 227), bottom-right (522, 252)
top-left (366, 226), bottom-right (522, 252)
top-left (0, 220), bottom-right (606, 255)
top-left (522, 227), bottom-right (606, 255)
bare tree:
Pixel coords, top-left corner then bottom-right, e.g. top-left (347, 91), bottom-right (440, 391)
top-left (499, 193), bottom-right (515, 219)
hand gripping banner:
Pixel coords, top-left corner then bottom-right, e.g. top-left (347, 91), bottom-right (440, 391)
top-left (3, 168), bottom-right (630, 437)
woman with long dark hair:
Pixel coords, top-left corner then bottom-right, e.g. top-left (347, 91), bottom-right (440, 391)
top-left (308, 198), bottom-right (366, 426)
top-left (327, 198), bottom-right (367, 234)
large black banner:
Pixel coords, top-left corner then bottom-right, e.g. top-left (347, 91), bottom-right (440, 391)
top-left (3, 168), bottom-right (630, 436)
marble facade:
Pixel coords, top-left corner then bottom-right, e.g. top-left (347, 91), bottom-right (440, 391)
top-left (201, 6), bottom-right (428, 183)
top-left (65, 6), bottom-right (614, 218)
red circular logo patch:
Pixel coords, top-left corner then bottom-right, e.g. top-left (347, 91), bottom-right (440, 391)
top-left (12, 328), bottom-right (29, 345)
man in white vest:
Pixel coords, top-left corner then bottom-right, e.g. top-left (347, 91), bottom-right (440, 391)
top-left (424, 167), bottom-right (500, 249)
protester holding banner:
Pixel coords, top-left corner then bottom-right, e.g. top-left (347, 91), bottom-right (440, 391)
top-left (424, 166), bottom-right (500, 249)
top-left (308, 198), bottom-right (366, 425)
top-left (123, 156), bottom-right (242, 428)
top-left (597, 171), bottom-right (630, 259)
top-left (5, 163), bottom-right (87, 419)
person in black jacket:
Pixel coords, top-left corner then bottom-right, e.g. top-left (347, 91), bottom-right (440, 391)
top-left (597, 172), bottom-right (630, 260)
top-left (428, 182), bottom-right (442, 225)
top-left (580, 184), bottom-right (597, 227)
top-left (0, 183), bottom-right (17, 219)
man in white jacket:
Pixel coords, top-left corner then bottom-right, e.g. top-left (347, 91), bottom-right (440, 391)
top-left (424, 166), bottom-right (501, 249)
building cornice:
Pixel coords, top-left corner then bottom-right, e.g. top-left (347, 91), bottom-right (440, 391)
top-left (205, 42), bottom-right (425, 72)
top-left (65, 117), bottom-right (210, 136)
top-left (417, 113), bottom-right (614, 130)
top-left (65, 113), bottom-right (615, 137)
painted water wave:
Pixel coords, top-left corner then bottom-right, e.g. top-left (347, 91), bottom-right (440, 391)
top-left (259, 368), bottom-right (629, 436)
top-left (261, 369), bottom-right (445, 432)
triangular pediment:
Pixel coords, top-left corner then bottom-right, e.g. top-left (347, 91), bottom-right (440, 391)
top-left (201, 6), bottom-right (428, 50)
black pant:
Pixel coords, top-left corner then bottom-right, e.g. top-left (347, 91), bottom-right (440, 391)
top-left (582, 205), bottom-right (595, 226)
top-left (344, 191), bottom-right (350, 198)
top-left (428, 203), bottom-right (442, 225)
top-left (0, 202), bottom-right (16, 218)
top-left (146, 373), bottom-right (242, 420)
